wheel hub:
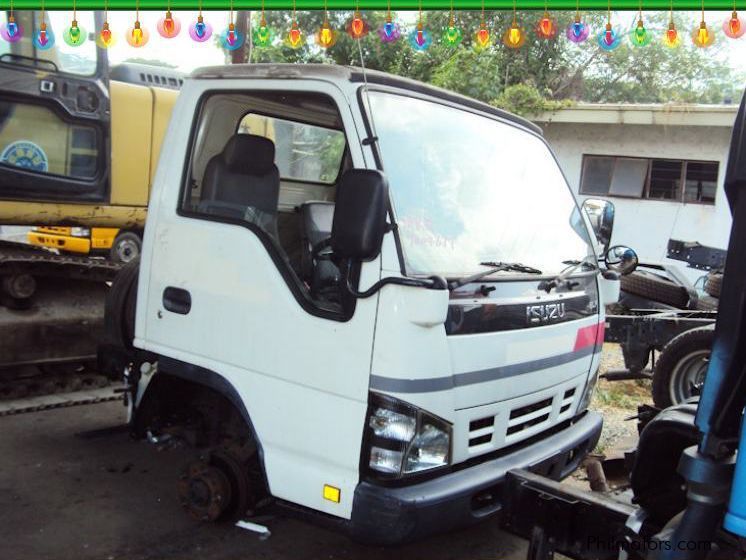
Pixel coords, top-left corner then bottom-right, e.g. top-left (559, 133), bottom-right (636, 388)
top-left (116, 240), bottom-right (139, 263)
top-left (177, 459), bottom-right (233, 522)
top-left (670, 350), bottom-right (710, 404)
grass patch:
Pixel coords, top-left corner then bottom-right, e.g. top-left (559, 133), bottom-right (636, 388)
top-left (593, 378), bottom-right (652, 412)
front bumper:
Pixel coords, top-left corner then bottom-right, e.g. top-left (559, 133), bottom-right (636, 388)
top-left (350, 410), bottom-right (602, 545)
top-left (27, 231), bottom-right (90, 253)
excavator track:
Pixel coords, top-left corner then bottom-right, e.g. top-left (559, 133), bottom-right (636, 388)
top-left (0, 240), bottom-right (124, 408)
top-left (0, 239), bottom-right (122, 283)
top-left (0, 385), bottom-right (123, 417)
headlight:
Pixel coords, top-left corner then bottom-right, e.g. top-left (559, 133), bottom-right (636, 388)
top-left (70, 227), bottom-right (90, 237)
top-left (578, 367), bottom-right (600, 412)
top-left (364, 393), bottom-right (451, 479)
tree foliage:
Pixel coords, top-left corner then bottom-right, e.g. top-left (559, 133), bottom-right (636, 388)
top-left (242, 10), bottom-right (742, 116)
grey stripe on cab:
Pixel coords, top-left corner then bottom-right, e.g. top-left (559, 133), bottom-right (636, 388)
top-left (370, 345), bottom-right (597, 394)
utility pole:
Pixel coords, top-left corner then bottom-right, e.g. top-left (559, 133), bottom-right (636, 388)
top-left (231, 10), bottom-right (250, 64)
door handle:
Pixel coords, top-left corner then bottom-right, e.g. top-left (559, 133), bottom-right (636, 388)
top-left (163, 287), bottom-right (191, 315)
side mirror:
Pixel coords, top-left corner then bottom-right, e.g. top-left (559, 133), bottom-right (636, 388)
top-left (331, 169), bottom-right (388, 262)
top-left (604, 244), bottom-right (638, 276)
top-left (581, 198), bottom-right (615, 253)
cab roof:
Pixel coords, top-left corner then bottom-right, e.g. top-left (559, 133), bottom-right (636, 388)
top-left (190, 63), bottom-right (542, 135)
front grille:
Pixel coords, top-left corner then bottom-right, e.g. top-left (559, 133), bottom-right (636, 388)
top-left (468, 415), bottom-right (496, 449)
top-left (560, 388), bottom-right (576, 414)
top-left (459, 380), bottom-right (584, 460)
top-left (507, 397), bottom-right (554, 438)
top-left (509, 397), bottom-right (553, 420)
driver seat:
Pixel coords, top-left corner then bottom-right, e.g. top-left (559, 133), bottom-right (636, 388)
top-left (199, 134), bottom-right (280, 239)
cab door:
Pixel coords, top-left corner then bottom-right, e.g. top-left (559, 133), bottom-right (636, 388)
top-left (0, 10), bottom-right (109, 204)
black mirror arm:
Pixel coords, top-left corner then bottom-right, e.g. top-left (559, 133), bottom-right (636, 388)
top-left (343, 265), bottom-right (447, 299)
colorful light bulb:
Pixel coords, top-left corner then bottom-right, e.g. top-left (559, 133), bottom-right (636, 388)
top-left (220, 22), bottom-right (244, 50)
top-left (724, 10), bottom-right (745, 38)
top-left (409, 22), bottom-right (431, 51)
top-left (0, 17), bottom-right (23, 42)
top-left (285, 21), bottom-right (303, 48)
top-left (502, 21), bottom-right (525, 49)
top-left (442, 25), bottom-right (462, 47)
top-left (566, 15), bottom-right (589, 43)
top-left (692, 20), bottom-right (715, 48)
top-left (126, 20), bottom-right (150, 48)
top-left (63, 19), bottom-right (86, 47)
top-left (378, 17), bottom-right (400, 43)
top-left (663, 20), bottom-right (680, 47)
top-left (347, 11), bottom-right (369, 39)
top-left (96, 21), bottom-right (115, 48)
top-left (536, 11), bottom-right (557, 39)
top-left (157, 10), bottom-right (181, 38)
top-left (189, 15), bottom-right (213, 42)
top-left (473, 24), bottom-right (491, 50)
top-left (598, 22), bottom-right (622, 51)
top-left (33, 22), bottom-right (54, 50)
top-left (316, 20), bottom-right (337, 49)
top-left (630, 17), bottom-right (651, 46)
top-left (253, 16), bottom-right (273, 47)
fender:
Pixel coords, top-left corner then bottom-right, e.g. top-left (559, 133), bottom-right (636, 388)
top-left (134, 355), bottom-right (269, 492)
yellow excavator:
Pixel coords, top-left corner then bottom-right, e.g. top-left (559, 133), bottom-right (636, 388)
top-left (0, 10), bottom-right (180, 396)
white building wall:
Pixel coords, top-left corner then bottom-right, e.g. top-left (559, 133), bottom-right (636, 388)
top-left (541, 121), bottom-right (733, 282)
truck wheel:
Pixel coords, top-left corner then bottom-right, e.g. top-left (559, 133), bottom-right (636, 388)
top-left (652, 327), bottom-right (714, 408)
top-left (104, 259), bottom-right (139, 349)
top-left (110, 231), bottom-right (142, 263)
top-left (704, 271), bottom-right (722, 298)
top-left (620, 270), bottom-right (690, 308)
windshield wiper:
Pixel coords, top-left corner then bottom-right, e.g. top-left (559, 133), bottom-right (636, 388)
top-left (449, 261), bottom-right (542, 290)
top-left (538, 257), bottom-right (598, 293)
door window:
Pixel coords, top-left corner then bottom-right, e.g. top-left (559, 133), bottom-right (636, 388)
top-left (238, 114), bottom-right (345, 185)
top-left (181, 91), bottom-right (351, 315)
top-left (0, 99), bottom-right (100, 179)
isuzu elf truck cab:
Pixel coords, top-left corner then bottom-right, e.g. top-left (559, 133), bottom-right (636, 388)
top-left (108, 64), bottom-right (635, 544)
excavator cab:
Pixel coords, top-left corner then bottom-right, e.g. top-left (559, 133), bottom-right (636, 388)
top-left (0, 10), bottom-right (111, 207)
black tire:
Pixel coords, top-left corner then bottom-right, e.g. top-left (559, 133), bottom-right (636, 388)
top-left (104, 258), bottom-right (140, 349)
top-left (652, 327), bottom-right (714, 408)
top-left (620, 269), bottom-right (690, 308)
top-left (704, 271), bottom-right (723, 298)
top-left (110, 231), bottom-right (142, 264)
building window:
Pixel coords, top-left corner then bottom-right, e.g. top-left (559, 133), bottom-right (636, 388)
top-left (580, 155), bottom-right (718, 205)
top-left (684, 162), bottom-right (718, 204)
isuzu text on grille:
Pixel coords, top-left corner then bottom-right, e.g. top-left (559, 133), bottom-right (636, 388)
top-left (526, 302), bottom-right (566, 324)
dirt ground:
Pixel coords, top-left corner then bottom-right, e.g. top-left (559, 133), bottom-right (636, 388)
top-left (592, 343), bottom-right (652, 455)
top-left (0, 402), bottom-right (531, 560)
top-left (0, 344), bottom-right (646, 560)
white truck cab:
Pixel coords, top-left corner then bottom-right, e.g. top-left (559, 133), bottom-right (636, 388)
top-left (113, 64), bottom-right (627, 544)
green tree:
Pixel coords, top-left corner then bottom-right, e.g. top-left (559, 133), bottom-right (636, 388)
top-left (242, 10), bottom-right (742, 114)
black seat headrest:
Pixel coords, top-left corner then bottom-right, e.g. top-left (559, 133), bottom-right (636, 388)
top-left (221, 134), bottom-right (276, 175)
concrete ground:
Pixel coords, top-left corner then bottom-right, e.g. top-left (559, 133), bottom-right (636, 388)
top-left (0, 402), bottom-right (532, 560)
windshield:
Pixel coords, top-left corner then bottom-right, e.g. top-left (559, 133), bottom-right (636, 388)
top-left (367, 91), bottom-right (594, 278)
top-left (0, 11), bottom-right (97, 76)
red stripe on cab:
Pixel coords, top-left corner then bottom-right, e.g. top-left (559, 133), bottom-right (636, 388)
top-left (574, 322), bottom-right (605, 352)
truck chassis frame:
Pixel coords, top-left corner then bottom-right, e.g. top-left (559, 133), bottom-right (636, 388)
top-left (603, 310), bottom-right (716, 382)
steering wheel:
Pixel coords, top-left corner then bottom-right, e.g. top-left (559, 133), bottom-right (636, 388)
top-left (311, 237), bottom-right (334, 261)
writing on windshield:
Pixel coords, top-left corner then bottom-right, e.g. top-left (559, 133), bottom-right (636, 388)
top-left (368, 91), bottom-right (593, 277)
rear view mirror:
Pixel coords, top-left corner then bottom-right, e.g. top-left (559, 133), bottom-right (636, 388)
top-left (604, 245), bottom-right (638, 276)
top-left (581, 198), bottom-right (615, 253)
top-left (331, 169), bottom-right (388, 262)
